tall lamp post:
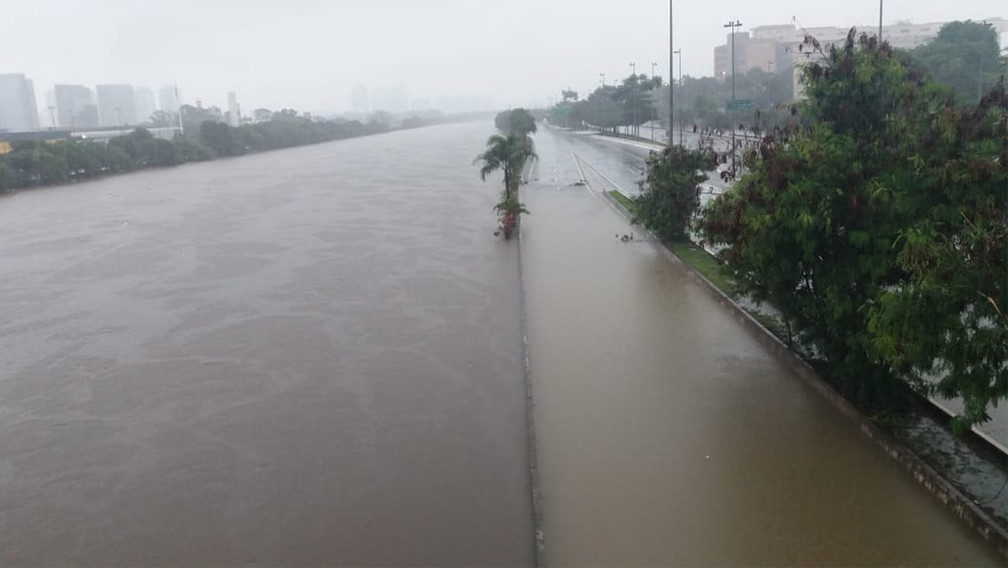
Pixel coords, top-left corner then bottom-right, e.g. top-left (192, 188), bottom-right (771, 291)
top-left (674, 49), bottom-right (682, 146)
top-left (724, 20), bottom-right (743, 174)
top-left (669, 0), bottom-right (674, 145)
top-left (878, 0), bottom-right (883, 42)
top-left (592, 72), bottom-right (600, 131)
top-left (629, 62), bottom-right (637, 138)
top-left (650, 61), bottom-right (658, 140)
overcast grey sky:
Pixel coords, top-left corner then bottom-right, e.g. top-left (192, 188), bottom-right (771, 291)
top-left (2, 0), bottom-right (1005, 114)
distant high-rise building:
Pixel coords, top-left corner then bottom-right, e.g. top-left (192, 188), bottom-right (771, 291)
top-left (713, 17), bottom-right (1008, 100)
top-left (158, 84), bottom-right (181, 113)
top-left (54, 84), bottom-right (99, 129)
top-left (411, 98), bottom-right (432, 112)
top-left (371, 84), bottom-right (408, 113)
top-left (227, 92), bottom-right (241, 126)
top-left (134, 86), bottom-right (156, 124)
top-left (351, 84), bottom-right (369, 114)
top-left (96, 84), bottom-right (137, 127)
top-left (0, 73), bottom-right (40, 132)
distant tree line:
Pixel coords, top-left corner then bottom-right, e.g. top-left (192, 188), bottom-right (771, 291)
top-left (547, 20), bottom-right (1005, 137)
top-left (0, 112), bottom-right (396, 192)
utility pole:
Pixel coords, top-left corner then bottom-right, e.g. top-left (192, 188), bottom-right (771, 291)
top-left (767, 59), bottom-right (774, 109)
top-left (175, 84), bottom-right (185, 137)
top-left (674, 49), bottom-right (682, 146)
top-left (879, 0), bottom-right (883, 43)
top-left (724, 20), bottom-right (742, 174)
top-left (669, 0), bottom-right (674, 145)
top-left (651, 62), bottom-right (658, 140)
top-left (630, 62), bottom-right (637, 138)
top-left (597, 73), bottom-right (605, 132)
top-left (978, 43), bottom-right (984, 103)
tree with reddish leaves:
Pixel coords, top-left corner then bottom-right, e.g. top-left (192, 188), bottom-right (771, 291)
top-left (698, 30), bottom-right (1006, 427)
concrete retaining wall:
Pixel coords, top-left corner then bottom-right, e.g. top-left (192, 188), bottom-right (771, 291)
top-left (517, 223), bottom-right (546, 566)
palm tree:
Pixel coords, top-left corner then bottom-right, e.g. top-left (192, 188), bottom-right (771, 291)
top-left (474, 133), bottom-right (536, 200)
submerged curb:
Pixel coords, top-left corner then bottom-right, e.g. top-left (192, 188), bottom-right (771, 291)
top-left (600, 191), bottom-right (1008, 559)
top-left (517, 216), bottom-right (546, 565)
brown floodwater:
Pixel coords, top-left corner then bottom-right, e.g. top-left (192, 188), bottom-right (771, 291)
top-left (0, 122), bottom-right (533, 566)
top-left (521, 126), bottom-right (1004, 566)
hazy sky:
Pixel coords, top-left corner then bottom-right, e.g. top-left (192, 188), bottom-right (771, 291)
top-left (2, 0), bottom-right (1005, 114)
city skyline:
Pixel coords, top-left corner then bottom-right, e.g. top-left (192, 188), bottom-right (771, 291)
top-left (2, 0), bottom-right (1004, 119)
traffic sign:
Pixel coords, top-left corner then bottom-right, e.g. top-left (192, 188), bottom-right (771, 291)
top-left (726, 99), bottom-right (754, 111)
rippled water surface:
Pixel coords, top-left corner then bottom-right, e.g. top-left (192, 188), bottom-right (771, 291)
top-left (0, 122), bottom-right (533, 566)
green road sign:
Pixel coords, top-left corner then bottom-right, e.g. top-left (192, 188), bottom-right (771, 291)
top-left (726, 99), bottom-right (754, 111)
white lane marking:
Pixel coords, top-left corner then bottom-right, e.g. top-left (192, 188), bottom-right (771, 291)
top-left (574, 151), bottom-right (632, 199)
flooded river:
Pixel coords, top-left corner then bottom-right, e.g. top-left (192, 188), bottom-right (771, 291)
top-left (0, 120), bottom-right (1002, 566)
top-left (0, 122), bottom-right (533, 566)
top-left (522, 126), bottom-right (1003, 566)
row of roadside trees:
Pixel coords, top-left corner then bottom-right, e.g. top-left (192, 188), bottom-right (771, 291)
top-left (0, 112), bottom-right (392, 192)
top-left (628, 25), bottom-right (1006, 429)
top-left (549, 20), bottom-right (1005, 138)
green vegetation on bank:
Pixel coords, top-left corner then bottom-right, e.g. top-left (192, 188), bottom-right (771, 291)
top-left (595, 26), bottom-right (1006, 430)
top-left (546, 20), bottom-right (1004, 137)
top-left (608, 190), bottom-right (637, 216)
top-left (664, 241), bottom-right (736, 297)
top-left (703, 32), bottom-right (1006, 429)
top-left (0, 111), bottom-right (452, 192)
top-left (633, 145), bottom-right (714, 242)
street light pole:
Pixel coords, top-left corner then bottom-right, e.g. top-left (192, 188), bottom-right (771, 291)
top-left (630, 62), bottom-right (637, 138)
top-left (724, 20), bottom-right (742, 174)
top-left (669, 0), bottom-right (674, 145)
top-left (651, 62), bottom-right (658, 140)
top-left (878, 0), bottom-right (883, 43)
top-left (677, 48), bottom-right (685, 145)
top-left (175, 84), bottom-right (185, 137)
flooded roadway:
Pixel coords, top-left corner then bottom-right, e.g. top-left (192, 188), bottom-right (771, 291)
top-left (522, 126), bottom-right (1003, 566)
top-left (0, 122), bottom-right (533, 566)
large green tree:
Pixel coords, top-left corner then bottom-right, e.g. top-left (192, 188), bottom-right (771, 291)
top-left (866, 85), bottom-right (1007, 428)
top-left (911, 20), bottom-right (1007, 105)
top-left (701, 33), bottom-right (941, 409)
top-left (474, 133), bottom-right (535, 200)
top-left (700, 30), bottom-right (1007, 426)
top-left (633, 145), bottom-right (715, 241)
top-left (495, 108), bottom-right (538, 139)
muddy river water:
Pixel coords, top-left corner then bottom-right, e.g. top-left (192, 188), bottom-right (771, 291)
top-left (0, 123), bottom-right (532, 566)
top-left (0, 121), bottom-right (1001, 565)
